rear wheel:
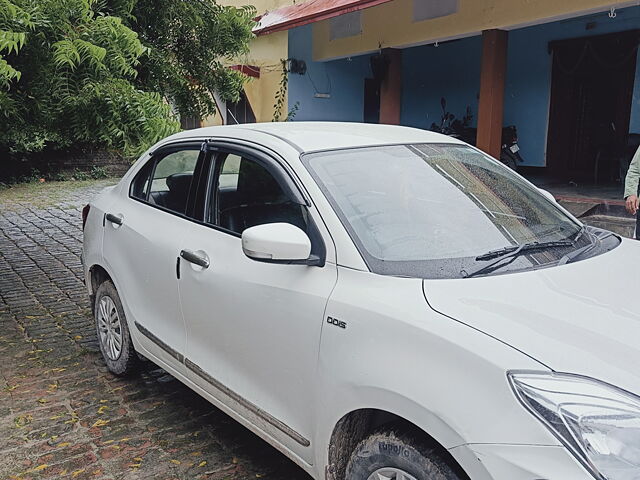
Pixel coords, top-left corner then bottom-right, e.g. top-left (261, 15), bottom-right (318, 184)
top-left (95, 280), bottom-right (138, 375)
top-left (345, 431), bottom-right (462, 480)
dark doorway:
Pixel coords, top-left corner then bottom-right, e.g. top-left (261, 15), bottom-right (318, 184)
top-left (227, 90), bottom-right (256, 124)
top-left (180, 116), bottom-right (201, 130)
top-left (363, 78), bottom-right (381, 123)
top-left (546, 30), bottom-right (639, 183)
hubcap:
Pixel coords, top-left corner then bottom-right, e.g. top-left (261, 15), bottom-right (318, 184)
top-left (97, 296), bottom-right (123, 361)
top-left (367, 468), bottom-right (418, 480)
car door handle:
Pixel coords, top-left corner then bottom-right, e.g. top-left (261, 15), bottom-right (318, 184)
top-left (180, 249), bottom-right (210, 269)
top-left (105, 213), bottom-right (123, 226)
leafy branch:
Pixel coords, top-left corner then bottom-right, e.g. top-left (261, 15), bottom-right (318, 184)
top-left (272, 59), bottom-right (300, 122)
top-left (272, 59), bottom-right (288, 122)
top-left (0, 0), bottom-right (255, 163)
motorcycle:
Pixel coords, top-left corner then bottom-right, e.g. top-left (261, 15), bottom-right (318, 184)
top-left (500, 126), bottom-right (525, 171)
top-left (429, 100), bottom-right (526, 170)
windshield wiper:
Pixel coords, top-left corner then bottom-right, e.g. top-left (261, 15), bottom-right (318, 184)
top-left (463, 240), bottom-right (574, 278)
top-left (475, 239), bottom-right (574, 261)
top-left (557, 229), bottom-right (611, 265)
top-left (571, 224), bottom-right (588, 243)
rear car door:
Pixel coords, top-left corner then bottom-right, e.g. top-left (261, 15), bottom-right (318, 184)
top-left (102, 142), bottom-right (204, 371)
top-left (178, 142), bottom-right (337, 462)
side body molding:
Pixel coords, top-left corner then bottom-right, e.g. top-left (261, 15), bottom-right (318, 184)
top-left (133, 321), bottom-right (311, 448)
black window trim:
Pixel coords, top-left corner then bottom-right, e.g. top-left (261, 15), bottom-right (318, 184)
top-left (202, 140), bottom-right (326, 266)
top-left (127, 137), bottom-right (327, 267)
top-left (202, 140), bottom-right (307, 206)
top-left (128, 140), bottom-right (206, 221)
top-left (147, 135), bottom-right (313, 206)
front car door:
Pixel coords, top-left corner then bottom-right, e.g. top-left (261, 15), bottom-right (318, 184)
top-left (103, 142), bottom-right (203, 371)
top-left (178, 142), bottom-right (337, 463)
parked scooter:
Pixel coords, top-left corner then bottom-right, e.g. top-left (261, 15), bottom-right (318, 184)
top-left (443, 125), bottom-right (526, 171)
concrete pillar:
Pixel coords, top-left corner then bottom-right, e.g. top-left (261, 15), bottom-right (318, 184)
top-left (379, 49), bottom-right (402, 125)
top-left (477, 29), bottom-right (508, 159)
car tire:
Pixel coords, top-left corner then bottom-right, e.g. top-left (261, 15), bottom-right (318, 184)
top-left (345, 431), bottom-right (463, 480)
top-left (95, 280), bottom-right (138, 376)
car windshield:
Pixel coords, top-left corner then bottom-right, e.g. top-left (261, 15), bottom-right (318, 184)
top-left (303, 143), bottom-right (591, 279)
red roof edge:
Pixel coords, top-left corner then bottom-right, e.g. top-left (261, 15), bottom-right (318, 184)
top-left (253, 0), bottom-right (393, 36)
top-left (230, 65), bottom-right (261, 78)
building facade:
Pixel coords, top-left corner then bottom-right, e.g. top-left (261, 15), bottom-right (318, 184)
top-left (202, 0), bottom-right (294, 126)
top-left (247, 0), bottom-right (640, 185)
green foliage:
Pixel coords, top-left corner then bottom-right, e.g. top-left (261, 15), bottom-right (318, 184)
top-left (1, 0), bottom-right (254, 169)
top-left (3, 165), bottom-right (108, 185)
top-left (272, 60), bottom-right (299, 122)
top-left (286, 102), bottom-right (300, 121)
top-left (0, 31), bottom-right (26, 54)
top-left (0, 56), bottom-right (21, 86)
top-left (70, 167), bottom-right (107, 180)
top-left (272, 59), bottom-right (288, 122)
top-left (0, 0), bottom-right (31, 88)
top-left (60, 79), bottom-right (178, 155)
top-left (123, 0), bottom-right (255, 119)
top-left (0, 0), bottom-right (180, 159)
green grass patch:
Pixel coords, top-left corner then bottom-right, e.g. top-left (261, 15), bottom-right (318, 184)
top-left (0, 178), bottom-right (118, 210)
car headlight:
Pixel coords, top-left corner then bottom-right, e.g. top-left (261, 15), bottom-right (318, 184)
top-left (509, 372), bottom-right (640, 480)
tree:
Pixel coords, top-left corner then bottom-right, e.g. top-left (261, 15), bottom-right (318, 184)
top-left (0, 0), bottom-right (254, 166)
top-left (114, 0), bottom-right (256, 120)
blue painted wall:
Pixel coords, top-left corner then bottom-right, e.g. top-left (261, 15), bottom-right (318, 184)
top-left (400, 6), bottom-right (640, 166)
top-left (288, 25), bottom-right (374, 122)
top-left (288, 6), bottom-right (640, 167)
top-left (504, 6), bottom-right (640, 166)
top-left (401, 36), bottom-right (482, 131)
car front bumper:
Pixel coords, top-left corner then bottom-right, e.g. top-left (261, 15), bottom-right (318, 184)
top-left (449, 443), bottom-right (594, 480)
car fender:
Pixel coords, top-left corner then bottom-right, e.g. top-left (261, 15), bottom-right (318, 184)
top-left (97, 256), bottom-right (147, 347)
top-left (82, 184), bottom-right (121, 296)
top-left (313, 266), bottom-right (561, 477)
top-left (314, 391), bottom-right (499, 480)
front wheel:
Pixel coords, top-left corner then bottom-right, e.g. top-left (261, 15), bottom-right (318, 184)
top-left (500, 151), bottom-right (518, 171)
top-left (345, 432), bottom-right (462, 480)
top-left (95, 280), bottom-right (138, 376)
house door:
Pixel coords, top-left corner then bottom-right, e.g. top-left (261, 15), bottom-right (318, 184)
top-left (546, 30), bottom-right (639, 183)
top-left (364, 78), bottom-right (381, 123)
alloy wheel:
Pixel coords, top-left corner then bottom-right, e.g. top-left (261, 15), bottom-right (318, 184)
top-left (97, 295), bottom-right (123, 360)
top-left (367, 468), bottom-right (418, 480)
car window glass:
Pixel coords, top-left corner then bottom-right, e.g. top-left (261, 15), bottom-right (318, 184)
top-left (219, 154), bottom-right (241, 190)
top-left (212, 154), bottom-right (308, 234)
top-left (303, 144), bottom-right (593, 278)
top-left (149, 150), bottom-right (199, 214)
top-left (131, 160), bottom-right (153, 200)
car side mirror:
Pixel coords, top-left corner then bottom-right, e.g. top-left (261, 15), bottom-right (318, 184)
top-left (538, 188), bottom-right (557, 203)
top-left (242, 223), bottom-right (312, 264)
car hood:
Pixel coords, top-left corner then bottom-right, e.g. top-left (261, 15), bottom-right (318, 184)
top-left (422, 238), bottom-right (640, 395)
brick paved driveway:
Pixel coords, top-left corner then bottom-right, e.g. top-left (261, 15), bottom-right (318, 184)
top-left (0, 181), bottom-right (309, 480)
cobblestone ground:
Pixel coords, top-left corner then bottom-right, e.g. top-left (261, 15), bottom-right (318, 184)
top-left (0, 180), bottom-right (309, 480)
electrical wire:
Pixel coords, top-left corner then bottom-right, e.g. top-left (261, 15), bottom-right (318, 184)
top-left (306, 67), bottom-right (331, 95)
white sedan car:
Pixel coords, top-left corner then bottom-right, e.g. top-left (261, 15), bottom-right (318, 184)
top-left (82, 122), bottom-right (640, 480)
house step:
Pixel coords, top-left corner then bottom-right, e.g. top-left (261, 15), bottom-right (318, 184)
top-left (557, 200), bottom-right (600, 218)
top-left (580, 215), bottom-right (636, 238)
top-left (557, 199), bottom-right (628, 219)
top-left (555, 196), bottom-right (636, 238)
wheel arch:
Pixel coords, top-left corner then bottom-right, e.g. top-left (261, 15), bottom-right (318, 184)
top-left (88, 263), bottom-right (121, 315)
top-left (324, 402), bottom-right (474, 480)
top-left (90, 264), bottom-right (112, 292)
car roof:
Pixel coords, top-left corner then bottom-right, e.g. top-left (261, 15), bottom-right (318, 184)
top-left (165, 121), bottom-right (465, 153)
